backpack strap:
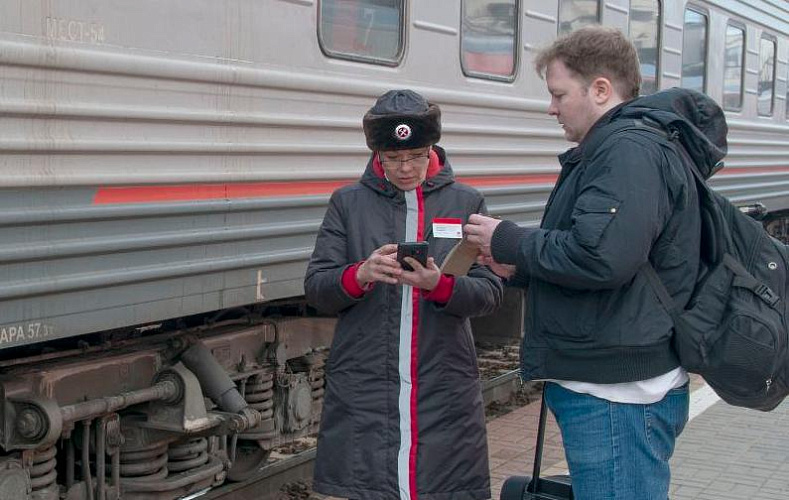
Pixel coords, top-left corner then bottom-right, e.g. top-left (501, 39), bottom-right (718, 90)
top-left (645, 255), bottom-right (780, 321)
top-left (629, 118), bottom-right (690, 320)
top-left (642, 263), bottom-right (680, 321)
top-left (723, 255), bottom-right (781, 307)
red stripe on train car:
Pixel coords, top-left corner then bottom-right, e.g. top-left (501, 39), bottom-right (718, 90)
top-left (714, 167), bottom-right (789, 175)
top-left (91, 174), bottom-right (561, 204)
top-left (92, 180), bottom-right (352, 204)
top-left (462, 174), bottom-right (559, 186)
top-left (90, 168), bottom-right (789, 204)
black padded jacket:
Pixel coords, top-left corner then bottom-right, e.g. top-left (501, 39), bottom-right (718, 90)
top-left (492, 89), bottom-right (726, 383)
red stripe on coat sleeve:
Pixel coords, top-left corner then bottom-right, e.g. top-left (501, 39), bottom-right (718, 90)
top-left (341, 262), bottom-right (370, 298)
top-left (421, 274), bottom-right (455, 304)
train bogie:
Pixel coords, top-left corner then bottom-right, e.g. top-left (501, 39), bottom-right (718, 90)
top-left (0, 317), bottom-right (333, 499)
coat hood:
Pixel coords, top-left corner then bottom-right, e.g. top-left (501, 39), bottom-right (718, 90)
top-left (614, 87), bottom-right (728, 179)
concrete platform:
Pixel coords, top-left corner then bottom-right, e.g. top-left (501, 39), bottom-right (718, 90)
top-left (486, 380), bottom-right (789, 500)
top-left (313, 378), bottom-right (789, 499)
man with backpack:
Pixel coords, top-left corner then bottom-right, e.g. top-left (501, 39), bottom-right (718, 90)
top-left (464, 26), bottom-right (730, 498)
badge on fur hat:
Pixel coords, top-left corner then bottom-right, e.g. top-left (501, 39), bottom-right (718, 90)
top-left (363, 90), bottom-right (441, 151)
top-left (394, 124), bottom-right (412, 141)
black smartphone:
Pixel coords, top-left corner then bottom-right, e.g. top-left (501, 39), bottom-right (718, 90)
top-left (397, 242), bottom-right (429, 272)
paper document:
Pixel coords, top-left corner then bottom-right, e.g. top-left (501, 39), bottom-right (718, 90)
top-left (440, 239), bottom-right (480, 276)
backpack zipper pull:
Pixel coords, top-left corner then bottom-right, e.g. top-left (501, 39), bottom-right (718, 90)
top-left (766, 378), bottom-right (772, 393)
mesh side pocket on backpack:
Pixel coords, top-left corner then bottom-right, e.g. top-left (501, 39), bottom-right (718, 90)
top-left (703, 288), bottom-right (785, 411)
top-left (707, 312), bottom-right (777, 394)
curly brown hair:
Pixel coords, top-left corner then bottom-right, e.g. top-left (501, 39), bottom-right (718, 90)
top-left (534, 26), bottom-right (641, 100)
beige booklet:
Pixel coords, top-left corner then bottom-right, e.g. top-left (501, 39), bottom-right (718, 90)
top-left (440, 239), bottom-right (481, 276)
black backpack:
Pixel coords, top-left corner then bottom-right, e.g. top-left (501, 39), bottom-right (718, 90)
top-left (625, 89), bottom-right (789, 411)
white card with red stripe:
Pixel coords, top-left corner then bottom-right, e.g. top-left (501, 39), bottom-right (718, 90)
top-left (432, 218), bottom-right (463, 238)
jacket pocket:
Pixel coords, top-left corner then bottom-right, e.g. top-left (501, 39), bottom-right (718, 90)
top-left (571, 193), bottom-right (622, 248)
top-left (530, 281), bottom-right (598, 342)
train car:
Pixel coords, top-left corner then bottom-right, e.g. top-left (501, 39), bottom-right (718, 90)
top-left (0, 0), bottom-right (787, 498)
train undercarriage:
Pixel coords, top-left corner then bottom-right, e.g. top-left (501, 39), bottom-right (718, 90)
top-left (0, 314), bottom-right (334, 500)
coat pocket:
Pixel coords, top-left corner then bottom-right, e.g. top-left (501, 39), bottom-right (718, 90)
top-left (571, 193), bottom-right (622, 248)
top-left (530, 281), bottom-right (598, 342)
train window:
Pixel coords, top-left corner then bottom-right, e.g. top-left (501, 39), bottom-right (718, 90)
top-left (757, 35), bottom-right (776, 116)
top-left (681, 8), bottom-right (708, 93)
top-left (461, 0), bottom-right (519, 80)
top-left (629, 0), bottom-right (661, 95)
top-left (318, 0), bottom-right (405, 65)
top-left (722, 23), bottom-right (745, 111)
top-left (558, 0), bottom-right (600, 35)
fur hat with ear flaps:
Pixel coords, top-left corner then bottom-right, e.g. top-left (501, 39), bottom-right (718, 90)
top-left (363, 89), bottom-right (441, 151)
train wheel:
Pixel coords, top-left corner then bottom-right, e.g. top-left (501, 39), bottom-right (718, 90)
top-left (500, 475), bottom-right (530, 500)
top-left (226, 441), bottom-right (271, 482)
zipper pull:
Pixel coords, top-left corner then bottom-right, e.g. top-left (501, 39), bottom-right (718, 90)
top-left (766, 378), bottom-right (773, 393)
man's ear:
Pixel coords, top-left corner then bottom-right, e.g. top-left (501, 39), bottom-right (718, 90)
top-left (590, 77), bottom-right (615, 105)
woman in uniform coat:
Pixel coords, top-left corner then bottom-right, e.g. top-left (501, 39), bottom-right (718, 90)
top-left (305, 89), bottom-right (503, 500)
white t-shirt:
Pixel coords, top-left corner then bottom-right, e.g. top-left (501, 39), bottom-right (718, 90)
top-left (552, 367), bottom-right (689, 404)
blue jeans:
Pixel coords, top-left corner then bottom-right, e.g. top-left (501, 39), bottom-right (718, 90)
top-left (544, 382), bottom-right (689, 500)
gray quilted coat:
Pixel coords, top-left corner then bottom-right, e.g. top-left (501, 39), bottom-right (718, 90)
top-left (305, 147), bottom-right (503, 500)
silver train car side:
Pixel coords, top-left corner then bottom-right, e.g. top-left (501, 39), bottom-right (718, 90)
top-left (0, 0), bottom-right (787, 498)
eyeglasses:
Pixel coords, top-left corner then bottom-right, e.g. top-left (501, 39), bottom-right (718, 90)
top-left (380, 153), bottom-right (430, 167)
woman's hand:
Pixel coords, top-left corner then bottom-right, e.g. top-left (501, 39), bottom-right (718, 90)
top-left (399, 257), bottom-right (441, 291)
top-left (357, 244), bottom-right (402, 287)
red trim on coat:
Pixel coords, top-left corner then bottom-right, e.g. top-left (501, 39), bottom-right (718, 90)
top-left (341, 262), bottom-right (369, 298)
top-left (373, 153), bottom-right (386, 178)
top-left (421, 274), bottom-right (455, 304)
top-left (409, 186), bottom-right (425, 500)
top-left (425, 148), bottom-right (441, 179)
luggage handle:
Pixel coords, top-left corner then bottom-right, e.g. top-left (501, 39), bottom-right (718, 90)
top-left (528, 388), bottom-right (549, 493)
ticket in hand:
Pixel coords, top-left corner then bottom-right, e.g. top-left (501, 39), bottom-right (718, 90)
top-left (440, 239), bottom-right (480, 276)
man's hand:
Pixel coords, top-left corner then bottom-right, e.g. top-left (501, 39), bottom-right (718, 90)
top-left (357, 244), bottom-right (402, 287)
top-left (477, 254), bottom-right (516, 279)
top-left (464, 214), bottom-right (502, 258)
top-left (399, 257), bottom-right (441, 291)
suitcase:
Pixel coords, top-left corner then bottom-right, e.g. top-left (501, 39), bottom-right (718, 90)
top-left (499, 390), bottom-right (574, 500)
